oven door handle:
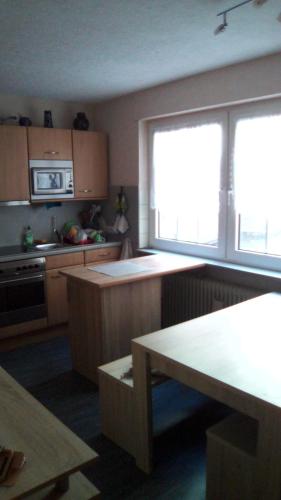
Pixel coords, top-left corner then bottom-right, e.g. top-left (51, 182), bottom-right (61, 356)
top-left (0, 274), bottom-right (45, 287)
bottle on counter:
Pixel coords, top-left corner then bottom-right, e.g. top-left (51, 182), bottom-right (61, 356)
top-left (23, 226), bottom-right (34, 248)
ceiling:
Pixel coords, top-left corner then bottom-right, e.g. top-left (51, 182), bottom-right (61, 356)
top-left (0, 0), bottom-right (280, 103)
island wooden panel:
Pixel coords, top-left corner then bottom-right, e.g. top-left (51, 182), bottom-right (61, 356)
top-left (68, 277), bottom-right (161, 383)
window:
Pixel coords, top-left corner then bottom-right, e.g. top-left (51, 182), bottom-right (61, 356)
top-left (149, 100), bottom-right (281, 271)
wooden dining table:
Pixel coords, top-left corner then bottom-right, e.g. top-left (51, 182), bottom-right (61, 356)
top-left (0, 366), bottom-right (99, 499)
top-left (132, 292), bottom-right (281, 500)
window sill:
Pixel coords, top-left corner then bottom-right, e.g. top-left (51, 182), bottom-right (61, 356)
top-left (138, 247), bottom-right (281, 283)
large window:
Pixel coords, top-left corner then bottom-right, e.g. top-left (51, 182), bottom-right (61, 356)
top-left (149, 100), bottom-right (281, 271)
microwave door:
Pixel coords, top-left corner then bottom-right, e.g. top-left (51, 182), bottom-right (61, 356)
top-left (33, 169), bottom-right (66, 194)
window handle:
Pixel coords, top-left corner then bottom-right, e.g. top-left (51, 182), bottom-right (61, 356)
top-left (227, 190), bottom-right (233, 207)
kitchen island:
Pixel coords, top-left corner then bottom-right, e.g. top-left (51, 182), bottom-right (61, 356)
top-left (61, 254), bottom-right (205, 383)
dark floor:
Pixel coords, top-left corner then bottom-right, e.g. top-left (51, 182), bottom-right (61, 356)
top-left (0, 337), bottom-right (231, 499)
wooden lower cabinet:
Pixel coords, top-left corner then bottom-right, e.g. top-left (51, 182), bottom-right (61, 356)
top-left (46, 266), bottom-right (83, 327)
top-left (84, 246), bottom-right (121, 264)
top-left (46, 248), bottom-right (120, 327)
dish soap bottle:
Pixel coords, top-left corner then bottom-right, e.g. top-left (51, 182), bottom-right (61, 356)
top-left (23, 226), bottom-right (34, 248)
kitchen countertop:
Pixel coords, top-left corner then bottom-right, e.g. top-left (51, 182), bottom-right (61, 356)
top-left (61, 253), bottom-right (205, 288)
top-left (0, 241), bottom-right (122, 263)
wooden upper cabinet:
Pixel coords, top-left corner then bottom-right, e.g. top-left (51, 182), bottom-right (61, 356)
top-left (0, 126), bottom-right (29, 201)
top-left (72, 131), bottom-right (108, 199)
top-left (27, 127), bottom-right (72, 160)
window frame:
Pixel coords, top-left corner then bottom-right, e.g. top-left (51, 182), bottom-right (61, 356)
top-left (147, 98), bottom-right (281, 271)
top-left (226, 100), bottom-right (281, 271)
top-left (148, 109), bottom-right (228, 260)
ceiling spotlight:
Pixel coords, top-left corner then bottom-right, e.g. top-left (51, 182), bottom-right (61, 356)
top-left (214, 13), bottom-right (228, 35)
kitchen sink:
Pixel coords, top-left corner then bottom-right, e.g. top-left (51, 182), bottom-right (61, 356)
top-left (34, 243), bottom-right (63, 250)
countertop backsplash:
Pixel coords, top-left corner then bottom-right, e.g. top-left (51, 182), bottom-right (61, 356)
top-left (0, 201), bottom-right (92, 247)
top-left (0, 186), bottom-right (139, 252)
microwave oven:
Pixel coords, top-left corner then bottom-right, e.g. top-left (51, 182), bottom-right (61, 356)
top-left (30, 160), bottom-right (74, 200)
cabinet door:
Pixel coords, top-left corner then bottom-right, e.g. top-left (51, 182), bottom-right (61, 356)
top-left (73, 131), bottom-right (108, 199)
top-left (46, 265), bottom-right (83, 326)
top-left (84, 246), bottom-right (121, 264)
top-left (28, 127), bottom-right (72, 160)
top-left (0, 126), bottom-right (29, 201)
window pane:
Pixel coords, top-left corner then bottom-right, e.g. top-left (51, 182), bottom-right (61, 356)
top-left (234, 114), bottom-right (281, 257)
top-left (153, 123), bottom-right (222, 246)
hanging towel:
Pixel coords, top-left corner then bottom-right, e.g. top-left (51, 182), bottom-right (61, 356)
top-left (120, 237), bottom-right (133, 259)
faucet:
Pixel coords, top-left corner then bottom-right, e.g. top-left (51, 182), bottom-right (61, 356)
top-left (51, 216), bottom-right (61, 243)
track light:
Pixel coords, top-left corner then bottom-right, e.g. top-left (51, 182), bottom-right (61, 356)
top-left (214, 0), bottom-right (271, 35)
top-left (253, 0), bottom-right (269, 5)
top-left (214, 13), bottom-right (228, 35)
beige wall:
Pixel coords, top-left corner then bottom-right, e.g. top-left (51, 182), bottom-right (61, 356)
top-left (93, 52), bottom-right (281, 187)
top-left (0, 93), bottom-right (95, 130)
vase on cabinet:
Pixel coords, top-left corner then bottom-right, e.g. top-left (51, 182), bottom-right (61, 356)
top-left (44, 110), bottom-right (53, 128)
top-left (73, 112), bottom-right (89, 131)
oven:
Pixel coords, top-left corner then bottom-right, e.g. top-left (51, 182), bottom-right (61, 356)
top-left (0, 257), bottom-right (47, 328)
top-left (30, 160), bottom-right (74, 200)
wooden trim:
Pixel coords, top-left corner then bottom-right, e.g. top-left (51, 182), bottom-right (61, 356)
top-left (0, 318), bottom-right (47, 340)
top-left (0, 325), bottom-right (68, 352)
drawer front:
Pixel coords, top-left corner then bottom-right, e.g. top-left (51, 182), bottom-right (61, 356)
top-left (46, 252), bottom-right (84, 270)
top-left (84, 247), bottom-right (120, 264)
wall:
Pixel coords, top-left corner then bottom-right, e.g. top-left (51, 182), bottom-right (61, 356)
top-left (93, 52), bottom-right (281, 248)
top-left (0, 201), bottom-right (92, 247)
top-left (0, 93), bottom-right (95, 130)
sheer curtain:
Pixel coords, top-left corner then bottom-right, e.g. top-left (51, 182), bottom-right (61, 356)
top-left (151, 122), bottom-right (222, 246)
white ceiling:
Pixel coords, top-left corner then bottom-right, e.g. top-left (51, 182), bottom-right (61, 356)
top-left (0, 0), bottom-right (280, 103)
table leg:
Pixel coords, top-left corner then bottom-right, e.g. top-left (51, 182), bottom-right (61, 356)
top-left (55, 475), bottom-right (69, 493)
top-left (132, 344), bottom-right (153, 474)
top-left (255, 407), bottom-right (281, 500)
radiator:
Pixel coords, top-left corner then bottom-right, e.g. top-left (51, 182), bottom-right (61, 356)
top-left (162, 273), bottom-right (262, 328)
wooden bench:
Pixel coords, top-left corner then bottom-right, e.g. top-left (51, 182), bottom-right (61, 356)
top-left (206, 412), bottom-right (258, 500)
top-left (99, 354), bottom-right (167, 457)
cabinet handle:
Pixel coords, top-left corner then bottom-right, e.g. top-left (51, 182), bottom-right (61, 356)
top-left (79, 189), bottom-right (92, 193)
top-left (44, 151), bottom-right (59, 155)
top-left (51, 275), bottom-right (63, 279)
top-left (98, 252), bottom-right (110, 256)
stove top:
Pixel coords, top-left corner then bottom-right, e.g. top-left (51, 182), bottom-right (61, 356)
top-left (0, 246), bottom-right (32, 258)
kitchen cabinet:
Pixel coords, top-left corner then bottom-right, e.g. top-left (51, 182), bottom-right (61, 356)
top-left (72, 131), bottom-right (108, 199)
top-left (0, 126), bottom-right (29, 202)
top-left (84, 246), bottom-right (121, 264)
top-left (46, 252), bottom-right (84, 326)
top-left (45, 252), bottom-right (84, 270)
top-left (46, 266), bottom-right (83, 326)
top-left (46, 248), bottom-right (120, 327)
top-left (27, 127), bottom-right (72, 160)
